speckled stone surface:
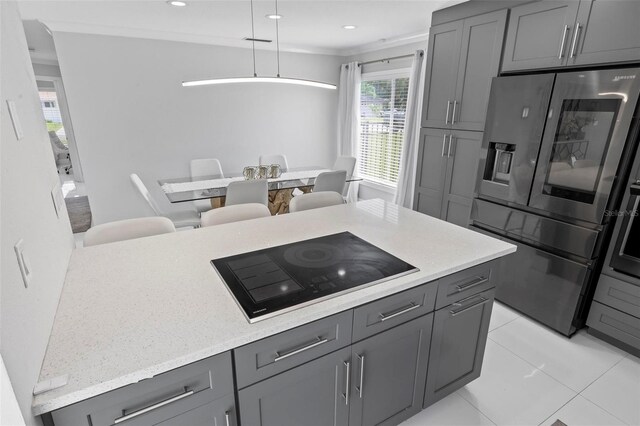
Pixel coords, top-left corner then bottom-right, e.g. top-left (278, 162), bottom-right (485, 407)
top-left (32, 200), bottom-right (515, 416)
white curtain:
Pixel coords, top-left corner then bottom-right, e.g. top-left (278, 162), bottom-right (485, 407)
top-left (337, 61), bottom-right (361, 203)
top-left (394, 50), bottom-right (425, 208)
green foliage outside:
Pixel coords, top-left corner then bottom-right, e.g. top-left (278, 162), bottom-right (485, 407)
top-left (46, 120), bottom-right (63, 132)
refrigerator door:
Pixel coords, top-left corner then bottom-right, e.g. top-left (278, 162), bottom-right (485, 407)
top-left (529, 68), bottom-right (640, 224)
top-left (476, 74), bottom-right (555, 206)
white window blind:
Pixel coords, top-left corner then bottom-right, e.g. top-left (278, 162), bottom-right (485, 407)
top-left (359, 72), bottom-right (410, 187)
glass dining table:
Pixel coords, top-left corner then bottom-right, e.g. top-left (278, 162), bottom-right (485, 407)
top-left (158, 167), bottom-right (361, 215)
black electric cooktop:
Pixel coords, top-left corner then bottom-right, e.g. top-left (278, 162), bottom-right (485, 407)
top-left (211, 232), bottom-right (418, 322)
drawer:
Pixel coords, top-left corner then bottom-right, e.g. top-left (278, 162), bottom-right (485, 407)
top-left (51, 351), bottom-right (233, 426)
top-left (234, 310), bottom-right (353, 389)
top-left (352, 281), bottom-right (437, 342)
top-left (594, 274), bottom-right (640, 318)
top-left (587, 301), bottom-right (640, 351)
top-left (436, 260), bottom-right (496, 309)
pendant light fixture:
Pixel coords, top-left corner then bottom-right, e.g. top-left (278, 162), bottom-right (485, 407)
top-left (182, 0), bottom-right (336, 90)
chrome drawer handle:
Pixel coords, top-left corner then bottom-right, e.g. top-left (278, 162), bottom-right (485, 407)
top-left (114, 388), bottom-right (194, 424)
top-left (450, 296), bottom-right (489, 316)
top-left (558, 25), bottom-right (569, 58)
top-left (342, 361), bottom-right (350, 405)
top-left (451, 100), bottom-right (458, 125)
top-left (570, 23), bottom-right (581, 58)
top-left (445, 100), bottom-right (451, 124)
top-left (442, 134), bottom-right (448, 157)
top-left (379, 302), bottom-right (422, 322)
top-left (225, 410), bottom-right (232, 426)
top-left (356, 354), bottom-right (365, 398)
top-left (455, 276), bottom-right (488, 293)
top-left (274, 337), bottom-right (329, 362)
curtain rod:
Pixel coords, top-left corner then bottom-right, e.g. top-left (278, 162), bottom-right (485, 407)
top-left (357, 50), bottom-right (424, 67)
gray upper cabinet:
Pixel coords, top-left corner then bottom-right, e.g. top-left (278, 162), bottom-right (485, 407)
top-left (348, 314), bottom-right (433, 426)
top-left (422, 10), bottom-right (507, 131)
top-left (238, 347), bottom-right (351, 426)
top-left (424, 288), bottom-right (495, 408)
top-left (414, 128), bottom-right (483, 227)
top-left (503, 0), bottom-right (640, 72)
top-left (570, 0), bottom-right (640, 66)
top-left (422, 20), bottom-right (462, 129)
top-left (502, 1), bottom-right (579, 72)
top-left (453, 10), bottom-right (507, 131)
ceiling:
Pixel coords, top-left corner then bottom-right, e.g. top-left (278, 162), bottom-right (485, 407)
top-left (19, 0), bottom-right (467, 62)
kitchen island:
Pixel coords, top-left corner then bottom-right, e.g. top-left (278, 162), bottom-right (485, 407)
top-left (35, 199), bottom-right (515, 425)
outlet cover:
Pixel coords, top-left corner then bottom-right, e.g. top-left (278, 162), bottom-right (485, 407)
top-left (14, 239), bottom-right (31, 288)
top-left (6, 100), bottom-right (24, 140)
top-left (51, 184), bottom-right (64, 218)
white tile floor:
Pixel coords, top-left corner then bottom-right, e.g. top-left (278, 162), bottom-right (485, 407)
top-left (401, 301), bottom-right (640, 426)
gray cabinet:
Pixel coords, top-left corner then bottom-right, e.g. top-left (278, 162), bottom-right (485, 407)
top-left (348, 314), bottom-right (433, 426)
top-left (422, 10), bottom-right (507, 131)
top-left (414, 128), bottom-right (483, 227)
top-left (571, 0), bottom-right (640, 66)
top-left (503, 0), bottom-right (640, 72)
top-left (238, 347), bottom-right (351, 426)
top-left (424, 288), bottom-right (494, 408)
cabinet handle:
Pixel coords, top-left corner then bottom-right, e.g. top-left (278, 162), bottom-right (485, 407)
top-left (558, 25), bottom-right (570, 58)
top-left (356, 354), bottom-right (365, 398)
top-left (451, 100), bottom-right (458, 124)
top-left (450, 296), bottom-right (489, 316)
top-left (441, 134), bottom-right (448, 157)
top-left (379, 302), bottom-right (421, 322)
top-left (274, 337), bottom-right (329, 362)
top-left (570, 23), bottom-right (581, 58)
top-left (225, 410), bottom-right (232, 426)
top-left (114, 388), bottom-right (195, 424)
top-left (447, 135), bottom-right (454, 158)
top-left (455, 276), bottom-right (488, 293)
top-left (342, 361), bottom-right (350, 405)
top-left (445, 101), bottom-right (451, 124)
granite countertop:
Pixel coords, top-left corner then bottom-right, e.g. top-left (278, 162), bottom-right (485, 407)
top-left (33, 199), bottom-right (516, 415)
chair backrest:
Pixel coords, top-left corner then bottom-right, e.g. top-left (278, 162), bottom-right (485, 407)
top-left (201, 203), bottom-right (271, 227)
top-left (333, 156), bottom-right (356, 176)
top-left (313, 170), bottom-right (347, 193)
top-left (83, 217), bottom-right (175, 246)
top-left (259, 154), bottom-right (289, 172)
top-left (225, 179), bottom-right (269, 206)
top-left (190, 158), bottom-right (224, 179)
top-left (289, 191), bottom-right (344, 213)
top-left (130, 173), bottom-right (162, 215)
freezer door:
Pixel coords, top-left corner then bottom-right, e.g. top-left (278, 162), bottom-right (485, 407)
top-left (529, 68), bottom-right (640, 224)
top-left (476, 74), bottom-right (554, 206)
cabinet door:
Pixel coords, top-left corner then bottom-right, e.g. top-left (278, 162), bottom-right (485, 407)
top-left (238, 347), bottom-right (350, 426)
top-left (422, 20), bottom-right (463, 129)
top-left (453, 10), bottom-right (507, 131)
top-left (424, 289), bottom-right (494, 408)
top-left (570, 0), bottom-right (640, 66)
top-left (502, 1), bottom-right (580, 72)
top-left (349, 314), bottom-right (433, 426)
top-left (441, 131), bottom-right (483, 228)
top-left (413, 128), bottom-right (449, 219)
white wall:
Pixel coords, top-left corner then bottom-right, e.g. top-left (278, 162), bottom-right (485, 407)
top-left (346, 41), bottom-right (427, 202)
top-left (0, 2), bottom-right (74, 425)
top-left (52, 32), bottom-right (343, 224)
top-left (1, 356), bottom-right (26, 426)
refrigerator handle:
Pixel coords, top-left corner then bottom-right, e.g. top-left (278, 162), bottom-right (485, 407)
top-left (558, 25), bottom-right (570, 59)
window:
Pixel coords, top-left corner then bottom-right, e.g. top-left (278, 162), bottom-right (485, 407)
top-left (359, 71), bottom-right (410, 187)
top-left (38, 89), bottom-right (67, 146)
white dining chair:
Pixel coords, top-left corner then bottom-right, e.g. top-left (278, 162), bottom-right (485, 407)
top-left (225, 179), bottom-right (269, 206)
top-left (289, 191), bottom-right (344, 213)
top-left (130, 173), bottom-right (201, 229)
top-left (259, 154), bottom-right (289, 172)
top-left (333, 156), bottom-right (356, 197)
top-left (201, 203), bottom-right (271, 227)
top-left (84, 217), bottom-right (176, 246)
top-left (313, 170), bottom-right (347, 193)
top-left (190, 159), bottom-right (224, 214)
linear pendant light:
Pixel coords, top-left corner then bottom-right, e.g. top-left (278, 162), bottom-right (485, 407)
top-left (182, 0), bottom-right (336, 90)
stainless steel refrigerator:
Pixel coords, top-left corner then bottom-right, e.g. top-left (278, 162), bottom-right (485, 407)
top-left (471, 68), bottom-right (640, 336)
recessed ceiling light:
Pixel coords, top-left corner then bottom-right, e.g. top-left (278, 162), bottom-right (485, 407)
top-left (167, 1), bottom-right (187, 7)
top-left (266, 14), bottom-right (282, 20)
top-left (343, 25), bottom-right (357, 30)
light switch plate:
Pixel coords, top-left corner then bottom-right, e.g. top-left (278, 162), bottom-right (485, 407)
top-left (14, 239), bottom-right (31, 288)
top-left (51, 184), bottom-right (64, 218)
top-left (6, 100), bottom-right (24, 140)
